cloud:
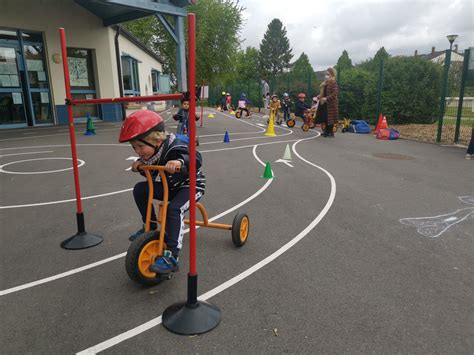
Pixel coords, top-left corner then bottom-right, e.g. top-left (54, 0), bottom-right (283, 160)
top-left (238, 0), bottom-right (474, 70)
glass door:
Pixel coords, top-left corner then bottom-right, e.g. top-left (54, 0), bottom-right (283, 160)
top-left (22, 31), bottom-right (53, 124)
top-left (0, 41), bottom-right (27, 126)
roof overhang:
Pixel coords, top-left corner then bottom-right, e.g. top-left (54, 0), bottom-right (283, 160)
top-left (74, 0), bottom-right (187, 26)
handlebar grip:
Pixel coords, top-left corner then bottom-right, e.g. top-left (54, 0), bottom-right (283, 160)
top-left (178, 164), bottom-right (188, 174)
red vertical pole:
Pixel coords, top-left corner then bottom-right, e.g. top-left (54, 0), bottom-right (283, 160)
top-left (163, 13), bottom-right (221, 335)
top-left (187, 14), bottom-right (197, 277)
top-left (59, 28), bottom-right (83, 214)
top-left (59, 28), bottom-right (103, 250)
top-left (200, 80), bottom-right (204, 127)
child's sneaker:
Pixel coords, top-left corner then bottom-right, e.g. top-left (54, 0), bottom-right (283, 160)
top-left (149, 250), bottom-right (179, 274)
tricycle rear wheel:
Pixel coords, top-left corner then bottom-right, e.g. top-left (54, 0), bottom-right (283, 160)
top-left (232, 213), bottom-right (249, 247)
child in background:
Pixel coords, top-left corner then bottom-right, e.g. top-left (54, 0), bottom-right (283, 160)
top-left (173, 98), bottom-right (200, 135)
top-left (281, 92), bottom-right (291, 124)
top-left (226, 93), bottom-right (233, 111)
top-left (173, 98), bottom-right (190, 135)
top-left (268, 94), bottom-right (282, 125)
top-left (294, 93), bottom-right (311, 123)
top-left (237, 93), bottom-right (251, 117)
top-left (119, 110), bottom-right (205, 274)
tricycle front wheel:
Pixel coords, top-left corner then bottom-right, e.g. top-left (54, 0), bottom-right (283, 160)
top-left (125, 231), bottom-right (167, 286)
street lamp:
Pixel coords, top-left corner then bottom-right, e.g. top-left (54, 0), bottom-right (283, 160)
top-left (447, 34), bottom-right (458, 51)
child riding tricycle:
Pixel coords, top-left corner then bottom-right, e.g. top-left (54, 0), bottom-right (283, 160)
top-left (119, 110), bottom-right (249, 286)
top-left (286, 92), bottom-right (314, 131)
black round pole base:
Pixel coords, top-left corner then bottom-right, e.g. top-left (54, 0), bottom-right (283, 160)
top-left (61, 232), bottom-right (103, 250)
top-left (162, 300), bottom-right (221, 335)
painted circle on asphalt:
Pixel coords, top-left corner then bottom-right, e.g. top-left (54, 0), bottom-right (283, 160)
top-left (0, 157), bottom-right (85, 175)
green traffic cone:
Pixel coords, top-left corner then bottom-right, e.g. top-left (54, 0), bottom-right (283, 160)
top-left (262, 161), bottom-right (273, 179)
top-left (85, 113), bottom-right (96, 135)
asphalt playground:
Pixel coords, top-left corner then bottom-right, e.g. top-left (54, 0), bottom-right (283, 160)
top-left (0, 108), bottom-right (473, 354)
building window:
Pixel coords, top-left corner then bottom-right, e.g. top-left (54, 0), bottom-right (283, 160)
top-left (121, 56), bottom-right (140, 96)
top-left (151, 69), bottom-right (160, 94)
top-left (67, 48), bottom-right (97, 118)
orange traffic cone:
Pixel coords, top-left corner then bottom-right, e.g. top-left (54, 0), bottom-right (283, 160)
top-left (380, 115), bottom-right (388, 130)
top-left (374, 113), bottom-right (383, 134)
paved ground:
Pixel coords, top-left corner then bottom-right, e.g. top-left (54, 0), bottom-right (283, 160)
top-left (0, 108), bottom-right (473, 354)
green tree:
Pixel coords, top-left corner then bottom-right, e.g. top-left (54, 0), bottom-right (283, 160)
top-left (123, 0), bottom-right (244, 85)
top-left (359, 46), bottom-right (390, 72)
top-left (336, 50), bottom-right (352, 72)
top-left (338, 67), bottom-right (377, 120)
top-left (236, 46), bottom-right (261, 82)
top-left (381, 56), bottom-right (441, 123)
top-left (288, 52), bottom-right (318, 97)
top-left (259, 18), bottom-right (293, 81)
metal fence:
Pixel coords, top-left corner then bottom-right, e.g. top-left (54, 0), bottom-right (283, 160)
top-left (209, 48), bottom-right (473, 146)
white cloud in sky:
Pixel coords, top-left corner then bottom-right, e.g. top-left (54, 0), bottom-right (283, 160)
top-left (237, 0), bottom-right (474, 70)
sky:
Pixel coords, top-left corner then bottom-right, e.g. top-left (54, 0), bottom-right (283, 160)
top-left (237, 0), bottom-right (474, 71)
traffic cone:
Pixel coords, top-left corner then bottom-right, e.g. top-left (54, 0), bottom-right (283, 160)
top-left (282, 144), bottom-right (292, 160)
top-left (374, 113), bottom-right (383, 134)
top-left (208, 113), bottom-right (214, 118)
top-left (262, 161), bottom-right (273, 179)
top-left (380, 115), bottom-right (389, 130)
top-left (223, 130), bottom-right (230, 143)
top-left (264, 115), bottom-right (276, 137)
top-left (229, 110), bottom-right (235, 115)
top-left (84, 113), bottom-right (96, 136)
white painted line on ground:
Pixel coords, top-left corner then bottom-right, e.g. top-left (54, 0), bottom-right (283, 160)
top-left (275, 158), bottom-right (294, 168)
top-left (0, 150), bottom-right (53, 158)
top-left (0, 253), bottom-right (126, 297)
top-left (0, 188), bottom-right (133, 209)
top-left (0, 148), bottom-right (271, 296)
top-left (0, 157), bottom-right (85, 175)
top-left (0, 135), bottom-right (319, 209)
top-left (76, 136), bottom-right (334, 354)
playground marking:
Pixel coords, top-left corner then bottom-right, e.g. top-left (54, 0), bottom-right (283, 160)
top-left (399, 196), bottom-right (474, 238)
top-left (0, 150), bottom-right (53, 158)
top-left (0, 157), bottom-right (85, 175)
top-left (0, 145), bottom-right (273, 296)
top-left (76, 137), bottom-right (335, 354)
top-left (0, 135), bottom-right (319, 209)
top-left (275, 158), bottom-right (293, 168)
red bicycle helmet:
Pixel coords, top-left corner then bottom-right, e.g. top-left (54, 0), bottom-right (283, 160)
top-left (297, 93), bottom-right (306, 99)
top-left (119, 110), bottom-right (164, 143)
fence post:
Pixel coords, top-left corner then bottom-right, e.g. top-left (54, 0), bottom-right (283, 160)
top-left (308, 72), bottom-right (312, 96)
top-left (287, 71), bottom-right (290, 93)
top-left (375, 58), bottom-right (384, 126)
top-left (437, 50), bottom-right (452, 143)
top-left (454, 48), bottom-right (470, 143)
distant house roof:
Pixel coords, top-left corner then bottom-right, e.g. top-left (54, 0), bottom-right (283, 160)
top-left (416, 46), bottom-right (464, 63)
top-left (115, 25), bottom-right (164, 65)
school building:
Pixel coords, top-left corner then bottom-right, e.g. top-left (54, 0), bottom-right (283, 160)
top-left (0, 0), bottom-right (172, 129)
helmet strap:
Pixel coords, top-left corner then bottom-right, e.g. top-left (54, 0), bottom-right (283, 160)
top-left (138, 138), bottom-right (160, 151)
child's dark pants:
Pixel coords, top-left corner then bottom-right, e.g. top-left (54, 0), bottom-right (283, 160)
top-left (133, 182), bottom-right (202, 257)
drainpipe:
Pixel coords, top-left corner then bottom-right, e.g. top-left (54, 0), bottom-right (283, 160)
top-left (114, 27), bottom-right (126, 120)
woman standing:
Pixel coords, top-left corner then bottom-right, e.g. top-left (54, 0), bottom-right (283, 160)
top-left (320, 67), bottom-right (339, 137)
